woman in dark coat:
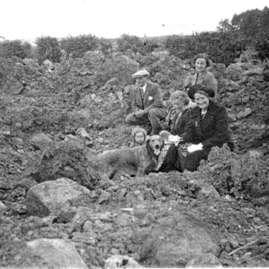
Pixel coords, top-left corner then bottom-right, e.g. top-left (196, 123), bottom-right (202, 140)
top-left (179, 85), bottom-right (234, 171)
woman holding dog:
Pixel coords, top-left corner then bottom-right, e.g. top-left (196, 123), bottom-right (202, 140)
top-left (178, 85), bottom-right (234, 171)
top-left (183, 53), bottom-right (218, 102)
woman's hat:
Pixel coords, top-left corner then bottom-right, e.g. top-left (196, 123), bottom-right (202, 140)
top-left (188, 85), bottom-right (215, 100)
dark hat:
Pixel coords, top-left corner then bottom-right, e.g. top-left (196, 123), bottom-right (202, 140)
top-left (188, 85), bottom-right (215, 100)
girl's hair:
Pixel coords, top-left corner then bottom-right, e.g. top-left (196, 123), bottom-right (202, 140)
top-left (193, 53), bottom-right (210, 67)
top-left (131, 127), bottom-right (147, 141)
top-left (170, 90), bottom-right (190, 106)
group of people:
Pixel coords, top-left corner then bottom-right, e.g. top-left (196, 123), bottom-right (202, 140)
top-left (125, 53), bottom-right (234, 172)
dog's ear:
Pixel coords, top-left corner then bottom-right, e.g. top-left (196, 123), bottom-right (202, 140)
top-left (160, 136), bottom-right (165, 150)
top-left (159, 130), bottom-right (170, 142)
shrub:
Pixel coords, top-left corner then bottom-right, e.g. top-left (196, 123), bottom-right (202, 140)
top-left (117, 34), bottom-right (143, 54)
top-left (60, 34), bottom-right (99, 58)
top-left (117, 34), bottom-right (160, 55)
top-left (98, 38), bottom-right (113, 55)
top-left (0, 40), bottom-right (32, 59)
top-left (165, 32), bottom-right (246, 66)
top-left (141, 39), bottom-right (159, 53)
top-left (36, 36), bottom-right (62, 64)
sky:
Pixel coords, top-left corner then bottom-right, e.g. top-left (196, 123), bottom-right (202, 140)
top-left (0, 0), bottom-right (268, 43)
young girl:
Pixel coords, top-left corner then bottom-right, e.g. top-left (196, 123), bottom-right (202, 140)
top-left (130, 127), bottom-right (147, 148)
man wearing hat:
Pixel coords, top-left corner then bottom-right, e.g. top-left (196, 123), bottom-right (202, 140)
top-left (125, 69), bottom-right (167, 134)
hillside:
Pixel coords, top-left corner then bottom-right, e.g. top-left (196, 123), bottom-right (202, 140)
top-left (0, 49), bottom-right (268, 268)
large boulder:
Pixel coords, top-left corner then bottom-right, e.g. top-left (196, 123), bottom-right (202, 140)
top-left (25, 238), bottom-right (88, 269)
top-left (26, 177), bottom-right (93, 217)
top-left (138, 211), bottom-right (220, 267)
top-left (29, 140), bottom-right (100, 189)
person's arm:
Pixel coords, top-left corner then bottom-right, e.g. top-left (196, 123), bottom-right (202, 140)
top-left (165, 107), bottom-right (174, 124)
top-left (131, 88), bottom-right (142, 113)
top-left (180, 114), bottom-right (196, 143)
top-left (205, 72), bottom-right (217, 92)
top-left (176, 109), bottom-right (191, 137)
top-left (182, 74), bottom-right (192, 90)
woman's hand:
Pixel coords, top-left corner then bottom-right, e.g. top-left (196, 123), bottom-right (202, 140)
top-left (187, 143), bottom-right (203, 153)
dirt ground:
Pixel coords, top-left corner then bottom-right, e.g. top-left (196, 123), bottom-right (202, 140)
top-left (0, 53), bottom-right (268, 268)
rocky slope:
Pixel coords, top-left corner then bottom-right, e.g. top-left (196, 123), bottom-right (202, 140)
top-left (0, 50), bottom-right (268, 268)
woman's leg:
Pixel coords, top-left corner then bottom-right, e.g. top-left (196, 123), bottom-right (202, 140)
top-left (184, 149), bottom-right (209, 171)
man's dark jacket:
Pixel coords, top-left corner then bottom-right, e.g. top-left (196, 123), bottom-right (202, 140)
top-left (132, 81), bottom-right (166, 113)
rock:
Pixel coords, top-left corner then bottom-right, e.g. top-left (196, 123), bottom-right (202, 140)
top-left (29, 132), bottom-right (53, 151)
top-left (104, 255), bottom-right (143, 269)
top-left (104, 77), bottom-right (119, 89)
top-left (98, 190), bottom-right (111, 204)
top-left (0, 201), bottom-right (7, 213)
top-left (185, 253), bottom-right (222, 267)
top-left (14, 178), bottom-right (37, 191)
top-left (75, 127), bottom-right (91, 140)
top-left (26, 177), bottom-right (92, 217)
top-left (43, 59), bottom-right (54, 71)
top-left (237, 108), bottom-right (252, 119)
top-left (242, 67), bottom-right (264, 76)
top-left (192, 180), bottom-right (220, 199)
top-left (25, 238), bottom-right (88, 269)
top-left (63, 134), bottom-right (86, 150)
top-left (114, 213), bottom-right (133, 227)
top-left (151, 50), bottom-right (169, 59)
top-left (75, 127), bottom-right (93, 146)
top-left (227, 63), bottom-right (243, 74)
top-left (139, 212), bottom-right (220, 267)
top-left (79, 94), bottom-right (93, 106)
top-left (71, 206), bottom-right (94, 230)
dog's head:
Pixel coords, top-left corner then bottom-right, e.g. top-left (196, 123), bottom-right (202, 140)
top-left (146, 134), bottom-right (164, 156)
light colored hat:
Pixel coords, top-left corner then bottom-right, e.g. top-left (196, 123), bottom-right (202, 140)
top-left (132, 69), bottom-right (150, 79)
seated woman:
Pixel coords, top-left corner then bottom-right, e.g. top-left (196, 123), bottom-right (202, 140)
top-left (178, 85), bottom-right (234, 172)
top-left (183, 53), bottom-right (218, 102)
top-left (164, 90), bottom-right (191, 136)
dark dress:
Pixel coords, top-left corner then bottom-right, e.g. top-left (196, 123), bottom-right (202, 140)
top-left (166, 108), bottom-right (191, 136)
top-left (180, 100), bottom-right (234, 171)
top-left (158, 143), bottom-right (183, 173)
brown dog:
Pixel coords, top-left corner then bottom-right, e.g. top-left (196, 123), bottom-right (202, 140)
top-left (97, 135), bottom-right (164, 179)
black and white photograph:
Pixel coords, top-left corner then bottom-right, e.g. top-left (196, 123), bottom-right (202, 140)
top-left (0, 0), bottom-right (269, 268)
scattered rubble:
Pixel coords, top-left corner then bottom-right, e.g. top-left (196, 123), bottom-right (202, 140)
top-left (0, 51), bottom-right (268, 268)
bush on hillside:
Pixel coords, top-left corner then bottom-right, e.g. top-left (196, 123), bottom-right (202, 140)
top-left (117, 34), bottom-right (143, 54)
top-left (165, 32), bottom-right (246, 66)
top-left (141, 39), bottom-right (159, 54)
top-left (60, 34), bottom-right (99, 58)
top-left (230, 6), bottom-right (269, 61)
top-left (117, 34), bottom-right (159, 55)
top-left (36, 36), bottom-right (62, 64)
top-left (253, 33), bottom-right (269, 61)
top-left (0, 40), bottom-right (32, 59)
top-left (98, 38), bottom-right (113, 55)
